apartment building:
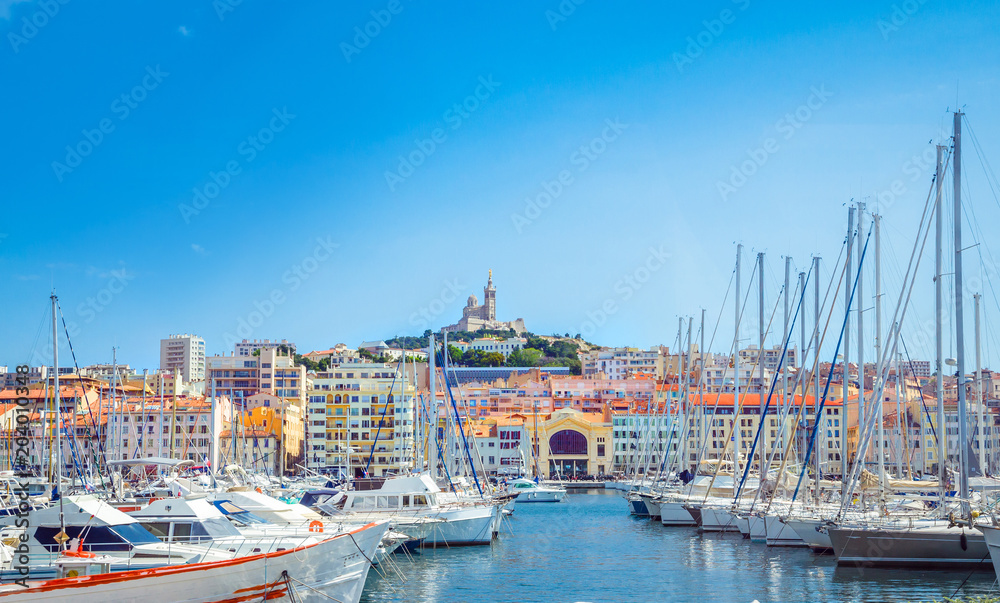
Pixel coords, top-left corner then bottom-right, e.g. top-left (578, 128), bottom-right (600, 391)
top-left (159, 334), bottom-right (206, 383)
top-left (305, 362), bottom-right (417, 478)
top-left (581, 347), bottom-right (661, 379)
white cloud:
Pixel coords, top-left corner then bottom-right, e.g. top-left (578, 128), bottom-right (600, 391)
top-left (178, 25), bottom-right (190, 36)
top-left (191, 243), bottom-right (207, 255)
top-left (0, 0), bottom-right (32, 20)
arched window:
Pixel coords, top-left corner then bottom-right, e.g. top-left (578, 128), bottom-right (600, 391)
top-left (549, 430), bottom-right (588, 455)
top-left (335, 395), bottom-right (341, 404)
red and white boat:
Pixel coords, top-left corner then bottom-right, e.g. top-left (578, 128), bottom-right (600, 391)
top-left (0, 520), bottom-right (388, 603)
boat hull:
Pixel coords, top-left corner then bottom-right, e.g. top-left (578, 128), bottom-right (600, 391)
top-left (784, 518), bottom-right (834, 553)
top-left (701, 507), bottom-right (740, 532)
top-left (0, 521), bottom-right (387, 603)
top-left (659, 502), bottom-right (698, 526)
top-left (764, 514), bottom-right (806, 547)
top-left (828, 525), bottom-right (989, 569)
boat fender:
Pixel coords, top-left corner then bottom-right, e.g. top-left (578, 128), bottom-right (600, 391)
top-left (308, 520), bottom-right (324, 533)
top-left (961, 532), bottom-right (968, 551)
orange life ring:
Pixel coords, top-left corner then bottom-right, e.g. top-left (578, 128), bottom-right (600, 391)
top-left (63, 550), bottom-right (96, 558)
top-left (308, 520), bottom-right (324, 533)
top-left (256, 487), bottom-right (263, 494)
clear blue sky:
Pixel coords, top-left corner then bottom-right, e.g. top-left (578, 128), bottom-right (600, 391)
top-left (3, 0), bottom-right (1000, 371)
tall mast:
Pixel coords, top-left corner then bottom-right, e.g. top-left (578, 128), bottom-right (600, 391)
top-left (797, 270), bottom-right (806, 474)
top-left (734, 244), bottom-right (743, 480)
top-left (699, 307), bottom-right (706, 458)
top-left (758, 252), bottom-right (765, 479)
top-left (843, 207), bottom-right (854, 490)
top-left (783, 256), bottom-right (791, 464)
top-left (953, 110), bottom-right (970, 515)
top-left (935, 143), bottom-right (946, 489)
top-left (874, 212), bottom-right (884, 488)
top-left (975, 293), bottom-right (985, 474)
top-left (141, 369), bottom-right (148, 460)
top-left (428, 332), bottom-right (437, 478)
top-left (813, 257), bottom-right (822, 495)
top-left (857, 201), bottom-right (866, 458)
top-left (51, 293), bottom-right (65, 547)
top-left (158, 373), bottom-right (164, 461)
top-left (674, 317), bottom-right (684, 479)
top-left (685, 317), bottom-right (693, 472)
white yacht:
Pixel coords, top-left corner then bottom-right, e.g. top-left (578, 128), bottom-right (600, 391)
top-left (334, 474), bottom-right (498, 546)
top-left (505, 478), bottom-right (566, 503)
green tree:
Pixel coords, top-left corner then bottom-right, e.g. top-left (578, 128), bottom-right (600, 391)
top-left (447, 345), bottom-right (465, 365)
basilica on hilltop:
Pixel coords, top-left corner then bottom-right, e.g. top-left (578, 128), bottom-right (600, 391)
top-left (442, 271), bottom-right (526, 334)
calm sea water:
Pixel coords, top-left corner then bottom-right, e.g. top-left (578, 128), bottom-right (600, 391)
top-left (360, 490), bottom-right (999, 603)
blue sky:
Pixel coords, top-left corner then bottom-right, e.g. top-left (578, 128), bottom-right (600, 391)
top-left (3, 0), bottom-right (1000, 372)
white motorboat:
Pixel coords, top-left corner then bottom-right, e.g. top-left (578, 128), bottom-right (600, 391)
top-left (506, 478), bottom-right (566, 503)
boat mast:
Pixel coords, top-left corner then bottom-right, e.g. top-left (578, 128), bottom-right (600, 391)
top-left (842, 206), bottom-right (854, 493)
top-left (874, 212), bottom-right (885, 489)
top-left (734, 244), bottom-right (742, 481)
top-left (684, 317), bottom-right (693, 474)
top-left (797, 269), bottom-right (806, 479)
top-left (857, 201), bottom-right (866, 459)
top-left (51, 293), bottom-right (66, 550)
top-left (783, 257), bottom-right (790, 469)
top-left (428, 332), bottom-right (437, 478)
top-left (812, 256), bottom-right (821, 499)
top-left (953, 110), bottom-right (970, 516)
top-left (935, 143), bottom-right (946, 491)
top-left (758, 252), bottom-right (765, 481)
top-left (975, 293), bottom-right (985, 474)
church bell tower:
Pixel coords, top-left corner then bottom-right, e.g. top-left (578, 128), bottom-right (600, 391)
top-left (484, 269), bottom-right (496, 321)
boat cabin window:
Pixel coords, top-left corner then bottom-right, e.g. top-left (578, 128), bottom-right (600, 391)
top-left (403, 496), bottom-right (410, 506)
top-left (141, 522), bottom-right (170, 539)
top-left (172, 523), bottom-right (192, 541)
top-left (386, 496), bottom-right (399, 508)
top-left (412, 495), bottom-right (428, 506)
top-left (351, 496), bottom-right (377, 510)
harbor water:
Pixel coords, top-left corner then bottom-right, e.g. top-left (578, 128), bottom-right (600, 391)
top-left (361, 490), bottom-right (998, 603)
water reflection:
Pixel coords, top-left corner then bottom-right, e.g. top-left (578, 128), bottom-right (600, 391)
top-left (361, 491), bottom-right (1000, 603)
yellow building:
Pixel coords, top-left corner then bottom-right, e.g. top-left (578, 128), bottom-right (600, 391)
top-left (519, 408), bottom-right (613, 477)
top-left (306, 362), bottom-right (416, 478)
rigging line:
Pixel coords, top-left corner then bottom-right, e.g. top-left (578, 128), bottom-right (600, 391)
top-left (682, 269), bottom-right (736, 484)
top-left (364, 355), bottom-right (404, 476)
top-left (962, 116), bottom-right (1000, 209)
top-left (697, 260), bottom-right (769, 498)
top-left (842, 165), bottom-right (943, 513)
top-left (734, 267), bottom-right (810, 500)
top-left (718, 280), bottom-right (789, 502)
top-left (24, 303), bottom-right (49, 368)
top-left (792, 231), bottom-right (870, 503)
top-left (55, 301), bottom-right (107, 487)
top-left (899, 334), bottom-right (940, 451)
top-left (959, 179), bottom-right (1000, 356)
top-left (440, 348), bottom-right (484, 497)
